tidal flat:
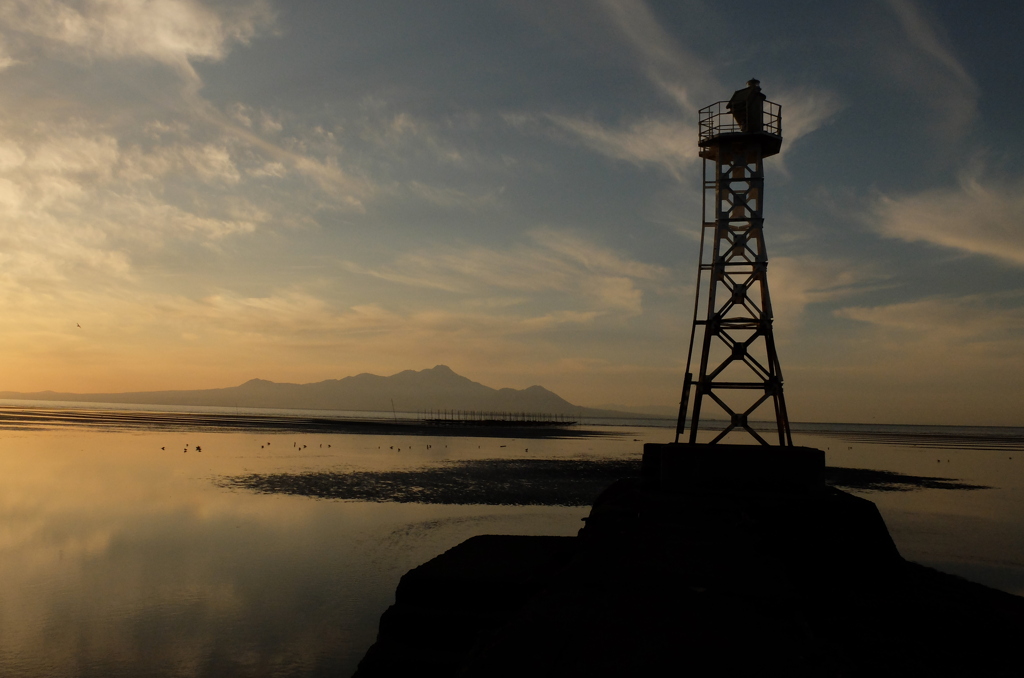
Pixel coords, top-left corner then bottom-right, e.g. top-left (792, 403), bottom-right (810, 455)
top-left (218, 459), bottom-right (990, 505)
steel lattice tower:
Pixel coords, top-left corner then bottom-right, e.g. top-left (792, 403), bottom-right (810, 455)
top-left (676, 80), bottom-right (792, 446)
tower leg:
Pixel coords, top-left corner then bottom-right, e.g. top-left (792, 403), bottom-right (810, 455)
top-left (685, 141), bottom-right (790, 446)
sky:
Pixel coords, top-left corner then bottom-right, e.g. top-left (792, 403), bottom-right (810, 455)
top-left (0, 0), bottom-right (1022, 425)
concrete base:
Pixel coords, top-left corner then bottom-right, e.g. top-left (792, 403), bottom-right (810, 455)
top-left (642, 442), bottom-right (824, 494)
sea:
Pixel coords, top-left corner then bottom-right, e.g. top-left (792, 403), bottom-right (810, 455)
top-left (1, 399), bottom-right (1023, 677)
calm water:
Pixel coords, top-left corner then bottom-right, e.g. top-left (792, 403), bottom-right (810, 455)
top-left (1, 405), bottom-right (1023, 677)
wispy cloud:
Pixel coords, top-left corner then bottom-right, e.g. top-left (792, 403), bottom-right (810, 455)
top-left (871, 169), bottom-right (1024, 267)
top-left (538, 84), bottom-right (839, 179)
top-left (595, 0), bottom-right (717, 112)
top-left (884, 0), bottom-right (973, 88)
top-left (540, 1), bottom-right (839, 177)
top-left (406, 181), bottom-right (500, 210)
top-left (835, 293), bottom-right (1024, 346)
top-left (771, 88), bottom-right (843, 156)
top-left (879, 0), bottom-right (978, 138)
top-left (345, 229), bottom-right (671, 316)
top-left (0, 1), bottom-right (385, 325)
top-left (164, 291), bottom-right (367, 335)
top-left (0, 0), bottom-right (373, 209)
top-left (547, 115), bottom-right (698, 181)
top-left (121, 142), bottom-right (242, 184)
top-left (193, 106), bottom-right (373, 210)
top-left (524, 0), bottom-right (708, 181)
top-left (768, 255), bottom-right (885, 331)
top-left (0, 118), bottom-right (278, 295)
top-left (154, 291), bottom-right (608, 371)
top-left (0, 0), bottom-right (275, 80)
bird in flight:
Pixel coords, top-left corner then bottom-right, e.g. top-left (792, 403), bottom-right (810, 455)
top-left (76, 323), bottom-right (81, 328)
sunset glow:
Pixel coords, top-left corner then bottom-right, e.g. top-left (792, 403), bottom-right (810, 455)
top-left (0, 1), bottom-right (1020, 425)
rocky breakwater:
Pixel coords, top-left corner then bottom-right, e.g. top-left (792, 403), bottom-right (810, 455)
top-left (354, 443), bottom-right (1024, 677)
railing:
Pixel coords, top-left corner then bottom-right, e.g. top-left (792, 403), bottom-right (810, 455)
top-left (699, 100), bottom-right (781, 143)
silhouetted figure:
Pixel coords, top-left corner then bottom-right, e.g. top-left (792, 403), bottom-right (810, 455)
top-left (727, 78), bottom-right (766, 133)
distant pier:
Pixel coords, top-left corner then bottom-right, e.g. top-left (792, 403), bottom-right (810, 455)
top-left (418, 410), bottom-right (575, 427)
top-left (0, 405), bottom-right (588, 438)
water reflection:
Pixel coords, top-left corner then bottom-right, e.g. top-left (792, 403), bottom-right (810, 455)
top-left (2, 421), bottom-right (1023, 676)
top-left (0, 429), bottom-right (591, 677)
top-left (803, 430), bottom-right (1024, 598)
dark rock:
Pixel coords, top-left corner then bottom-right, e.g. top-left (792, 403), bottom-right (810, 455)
top-left (355, 445), bottom-right (1024, 677)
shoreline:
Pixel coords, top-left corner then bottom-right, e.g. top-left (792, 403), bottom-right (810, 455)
top-left (0, 405), bottom-right (610, 439)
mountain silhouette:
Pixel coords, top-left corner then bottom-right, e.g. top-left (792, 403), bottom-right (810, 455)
top-left (0, 365), bottom-right (631, 416)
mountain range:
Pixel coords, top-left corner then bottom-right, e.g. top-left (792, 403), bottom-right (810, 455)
top-left (0, 365), bottom-right (666, 418)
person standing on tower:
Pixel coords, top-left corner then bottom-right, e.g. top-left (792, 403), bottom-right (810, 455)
top-left (726, 79), bottom-right (766, 133)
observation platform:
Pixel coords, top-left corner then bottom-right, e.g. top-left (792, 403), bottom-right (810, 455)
top-left (698, 99), bottom-right (783, 159)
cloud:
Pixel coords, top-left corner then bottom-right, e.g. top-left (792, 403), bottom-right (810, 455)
top-left (0, 0), bottom-right (373, 207)
top-left (406, 181), bottom-right (499, 210)
top-left (151, 290), bottom-right (607, 359)
top-left (0, 117), bottom-right (279, 297)
top-left (27, 132), bottom-right (119, 177)
top-left (164, 291), bottom-right (355, 334)
top-left (768, 256), bottom-right (885, 331)
top-left (775, 290), bottom-right (1024, 426)
top-left (524, 0), bottom-right (707, 182)
top-left (771, 88), bottom-right (843, 154)
top-left (0, 1), bottom-right (377, 275)
top-left (835, 293), bottom-right (1024, 349)
top-left (529, 229), bottom-right (666, 281)
top-left (0, 220), bottom-right (132, 293)
top-left (106, 198), bottom-right (258, 240)
top-left (120, 141), bottom-right (242, 184)
top-left (884, 0), bottom-right (973, 89)
top-left (871, 170), bottom-right (1024, 267)
top-left (539, 85), bottom-right (840, 179)
top-left (245, 161), bottom-right (286, 178)
top-left (0, 36), bottom-right (18, 70)
top-left (546, 115), bottom-right (698, 181)
top-left (199, 111), bottom-right (372, 209)
top-left (345, 229), bottom-right (671, 316)
top-left (355, 110), bottom-right (472, 168)
top-left (0, 1), bottom-right (370, 208)
top-left (0, 140), bottom-right (27, 170)
top-left (0, 0), bottom-right (275, 78)
top-left (538, 1), bottom-right (839, 178)
top-left (595, 0), bottom-right (717, 112)
top-left (879, 0), bottom-right (978, 138)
